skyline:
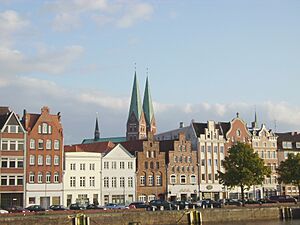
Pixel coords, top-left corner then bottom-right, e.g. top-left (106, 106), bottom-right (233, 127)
top-left (0, 0), bottom-right (299, 144)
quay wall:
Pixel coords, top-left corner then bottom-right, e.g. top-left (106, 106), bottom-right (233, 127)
top-left (0, 207), bottom-right (288, 225)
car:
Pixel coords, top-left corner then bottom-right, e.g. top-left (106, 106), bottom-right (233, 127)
top-left (49, 205), bottom-right (68, 211)
top-left (128, 202), bottom-right (150, 210)
top-left (86, 204), bottom-right (105, 210)
top-left (171, 200), bottom-right (194, 210)
top-left (104, 203), bottom-right (126, 210)
top-left (269, 195), bottom-right (297, 204)
top-left (6, 206), bottom-right (30, 213)
top-left (25, 205), bottom-right (46, 212)
top-left (69, 203), bottom-right (87, 210)
top-left (258, 198), bottom-right (278, 204)
top-left (149, 200), bottom-right (175, 210)
top-left (0, 208), bottom-right (9, 214)
top-left (244, 199), bottom-right (262, 205)
top-left (199, 199), bottom-right (222, 208)
top-left (223, 199), bottom-right (242, 206)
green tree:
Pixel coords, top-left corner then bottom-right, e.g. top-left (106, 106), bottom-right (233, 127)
top-left (277, 153), bottom-right (300, 200)
top-left (218, 142), bottom-right (271, 206)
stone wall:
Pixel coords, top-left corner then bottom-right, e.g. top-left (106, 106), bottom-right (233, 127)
top-left (0, 207), bottom-right (284, 225)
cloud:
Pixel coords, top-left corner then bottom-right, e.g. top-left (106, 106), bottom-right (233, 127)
top-left (0, 45), bottom-right (84, 76)
top-left (45, 0), bottom-right (154, 31)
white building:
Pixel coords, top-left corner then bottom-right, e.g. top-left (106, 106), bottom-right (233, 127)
top-left (101, 144), bottom-right (136, 205)
top-left (63, 151), bottom-right (102, 206)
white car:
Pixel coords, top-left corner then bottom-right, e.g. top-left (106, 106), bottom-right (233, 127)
top-left (0, 209), bottom-right (9, 214)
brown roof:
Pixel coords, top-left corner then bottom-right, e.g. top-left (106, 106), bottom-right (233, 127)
top-left (120, 140), bottom-right (144, 154)
top-left (219, 122), bottom-right (231, 137)
top-left (159, 139), bottom-right (175, 152)
top-left (23, 113), bottom-right (40, 130)
top-left (64, 141), bottom-right (115, 154)
top-left (276, 132), bottom-right (300, 149)
top-left (192, 122), bottom-right (207, 137)
top-left (0, 107), bottom-right (10, 116)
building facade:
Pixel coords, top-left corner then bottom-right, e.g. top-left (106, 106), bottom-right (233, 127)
top-left (166, 133), bottom-right (198, 202)
top-left (276, 132), bottom-right (300, 196)
top-left (22, 106), bottom-right (63, 208)
top-left (0, 107), bottom-right (26, 208)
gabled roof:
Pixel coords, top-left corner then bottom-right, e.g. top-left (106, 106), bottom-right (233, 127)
top-left (276, 132), bottom-right (300, 149)
top-left (219, 122), bottom-right (231, 136)
top-left (120, 140), bottom-right (144, 154)
top-left (82, 136), bottom-right (127, 144)
top-left (64, 141), bottom-right (115, 153)
top-left (128, 72), bottom-right (143, 120)
top-left (103, 144), bottom-right (135, 158)
top-left (159, 139), bottom-right (175, 152)
top-left (143, 77), bottom-right (154, 125)
top-left (0, 110), bottom-right (10, 130)
top-left (192, 122), bottom-right (207, 137)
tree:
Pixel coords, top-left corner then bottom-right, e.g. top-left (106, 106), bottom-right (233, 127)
top-left (277, 153), bottom-right (300, 200)
top-left (218, 142), bottom-right (271, 206)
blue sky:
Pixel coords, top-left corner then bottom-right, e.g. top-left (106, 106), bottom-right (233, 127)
top-left (0, 0), bottom-right (299, 144)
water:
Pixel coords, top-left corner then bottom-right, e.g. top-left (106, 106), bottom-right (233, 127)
top-left (205, 220), bottom-right (299, 225)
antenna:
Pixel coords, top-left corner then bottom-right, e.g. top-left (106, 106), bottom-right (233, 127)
top-left (274, 119), bottom-right (277, 133)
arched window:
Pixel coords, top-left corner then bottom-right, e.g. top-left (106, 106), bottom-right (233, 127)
top-left (190, 175), bottom-right (196, 184)
top-left (170, 175), bottom-right (176, 184)
top-left (180, 175), bottom-right (186, 184)
top-left (150, 162), bottom-right (154, 169)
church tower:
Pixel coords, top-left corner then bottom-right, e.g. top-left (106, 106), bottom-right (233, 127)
top-left (94, 116), bottom-right (100, 141)
top-left (143, 76), bottom-right (156, 135)
top-left (126, 72), bottom-right (147, 141)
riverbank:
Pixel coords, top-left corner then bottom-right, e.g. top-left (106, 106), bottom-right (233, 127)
top-left (0, 206), bottom-right (298, 225)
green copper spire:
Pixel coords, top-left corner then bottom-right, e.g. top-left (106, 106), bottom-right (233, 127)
top-left (94, 116), bottom-right (100, 140)
top-left (143, 76), bottom-right (154, 125)
top-left (128, 72), bottom-right (142, 120)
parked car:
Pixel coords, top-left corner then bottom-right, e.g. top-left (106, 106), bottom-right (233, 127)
top-left (25, 205), bottom-right (46, 212)
top-left (149, 200), bottom-right (175, 210)
top-left (6, 206), bottom-right (30, 213)
top-left (171, 200), bottom-right (194, 210)
top-left (104, 203), bottom-right (127, 210)
top-left (0, 208), bottom-right (9, 214)
top-left (258, 198), bottom-right (278, 204)
top-left (128, 202), bottom-right (150, 210)
top-left (269, 195), bottom-right (297, 204)
top-left (49, 205), bottom-right (68, 211)
top-left (223, 199), bottom-right (242, 206)
top-left (244, 199), bottom-right (262, 205)
top-left (198, 199), bottom-right (222, 208)
top-left (86, 204), bottom-right (105, 210)
top-left (69, 203), bottom-right (87, 210)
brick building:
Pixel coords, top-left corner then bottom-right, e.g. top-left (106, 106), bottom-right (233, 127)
top-left (22, 106), bottom-right (63, 208)
top-left (0, 107), bottom-right (26, 208)
top-left (166, 133), bottom-right (198, 202)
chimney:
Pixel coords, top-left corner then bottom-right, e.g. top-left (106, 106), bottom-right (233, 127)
top-left (179, 122), bottom-right (184, 128)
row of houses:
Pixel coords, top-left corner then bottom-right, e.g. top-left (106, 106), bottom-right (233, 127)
top-left (1, 74), bottom-right (300, 209)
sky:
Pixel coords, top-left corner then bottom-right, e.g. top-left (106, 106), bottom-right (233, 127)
top-left (0, 0), bottom-right (299, 144)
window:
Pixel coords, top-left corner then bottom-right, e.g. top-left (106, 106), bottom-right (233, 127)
top-left (208, 159), bottom-right (212, 166)
top-left (144, 161), bottom-right (148, 169)
top-left (174, 156), bottom-right (178, 162)
top-left (220, 146), bottom-right (224, 154)
top-left (30, 139), bottom-right (35, 149)
top-left (54, 155), bottom-right (59, 165)
top-left (156, 175), bottom-right (161, 186)
top-left (1, 158), bottom-right (8, 167)
top-left (214, 159), bottom-right (218, 167)
top-left (38, 172), bottom-right (43, 183)
top-left (10, 141), bottom-right (16, 150)
top-left (151, 151), bottom-right (155, 158)
top-left (89, 176), bottom-right (95, 187)
top-left (146, 151), bottom-right (149, 158)
top-left (70, 163), bottom-right (76, 170)
top-left (79, 176), bottom-right (85, 187)
top-left (201, 174), bottom-right (205, 181)
top-left (54, 172), bottom-right (59, 183)
top-left (112, 161), bottom-right (116, 169)
top-left (207, 146), bottom-right (212, 153)
top-left (1, 140), bottom-right (8, 150)
top-left (190, 175), bottom-right (196, 184)
top-left (46, 155), bottom-right (51, 165)
top-left (17, 159), bottom-right (23, 168)
top-left (104, 162), bottom-right (109, 169)
top-left (208, 173), bottom-right (212, 181)
top-left (90, 163), bottom-right (95, 170)
top-left (38, 125), bottom-right (42, 134)
top-left (148, 175), bottom-right (153, 186)
top-left (29, 197), bottom-right (35, 204)
top-left (296, 142), bottom-right (300, 149)
top-left (38, 139), bottom-right (43, 149)
top-left (48, 125), bottom-right (52, 134)
top-left (170, 175), bottom-right (176, 184)
top-left (9, 160), bottom-right (15, 168)
top-left (140, 176), bottom-right (145, 185)
top-left (128, 177), bottom-right (133, 187)
top-left (42, 123), bottom-right (48, 134)
top-left (201, 146), bottom-right (205, 152)
top-left (214, 174), bottom-right (218, 181)
top-left (156, 162), bottom-right (159, 169)
top-left (18, 141), bottom-right (24, 151)
top-left (128, 162), bottom-right (133, 169)
top-left (29, 172), bottom-right (35, 183)
top-left (46, 140), bottom-right (52, 150)
top-left (1, 176), bottom-right (7, 185)
top-left (46, 172), bottom-right (51, 183)
top-left (236, 129), bottom-right (241, 137)
top-left (80, 163), bottom-right (85, 170)
top-left (188, 156), bottom-right (192, 163)
top-left (38, 155), bottom-right (43, 165)
top-left (104, 177), bottom-right (109, 188)
top-left (54, 140), bottom-right (60, 150)
top-left (9, 176), bottom-right (15, 185)
top-left (282, 141), bottom-right (292, 149)
top-left (120, 177), bottom-right (125, 187)
top-left (201, 159), bottom-right (205, 166)
top-left (17, 176), bottom-right (23, 185)
top-left (8, 125), bottom-right (18, 133)
top-left (70, 177), bottom-right (76, 187)
top-left (182, 166), bottom-right (185, 172)
top-left (180, 175), bottom-right (186, 184)
top-left (150, 162), bottom-right (154, 169)
top-left (138, 195), bottom-right (146, 202)
top-left (112, 177), bottom-right (117, 188)
top-left (120, 162), bottom-right (125, 169)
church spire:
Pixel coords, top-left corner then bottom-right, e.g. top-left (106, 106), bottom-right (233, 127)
top-left (143, 75), bottom-right (155, 132)
top-left (252, 109), bottom-right (258, 129)
top-left (94, 115), bottom-right (100, 140)
top-left (128, 71), bottom-right (142, 121)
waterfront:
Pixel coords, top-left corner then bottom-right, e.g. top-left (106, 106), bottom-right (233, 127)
top-left (207, 220), bottom-right (299, 225)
